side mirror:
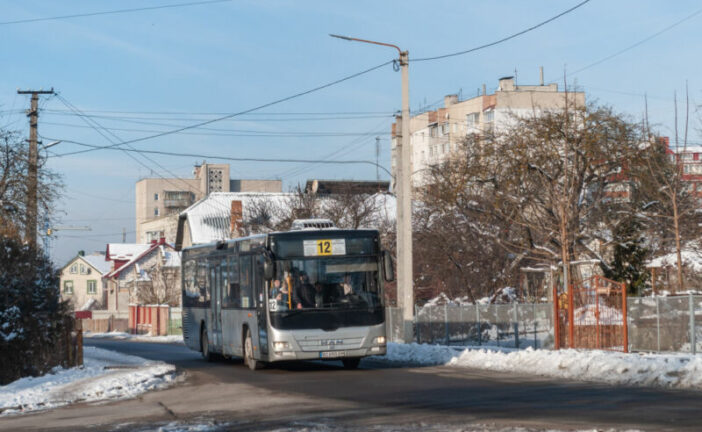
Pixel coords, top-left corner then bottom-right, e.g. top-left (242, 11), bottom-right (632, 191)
top-left (382, 250), bottom-right (395, 282)
top-left (263, 258), bottom-right (274, 281)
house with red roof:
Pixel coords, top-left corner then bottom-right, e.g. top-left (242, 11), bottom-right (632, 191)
top-left (103, 238), bottom-right (182, 312)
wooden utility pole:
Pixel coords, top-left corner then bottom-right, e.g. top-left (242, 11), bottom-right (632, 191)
top-left (17, 88), bottom-right (54, 247)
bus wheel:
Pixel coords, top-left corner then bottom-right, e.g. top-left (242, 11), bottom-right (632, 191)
top-left (201, 326), bottom-right (214, 362)
top-left (244, 328), bottom-right (262, 370)
top-left (342, 358), bottom-right (361, 369)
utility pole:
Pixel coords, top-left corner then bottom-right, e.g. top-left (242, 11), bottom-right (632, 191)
top-left (122, 227), bottom-right (127, 243)
top-left (375, 136), bottom-right (381, 182)
top-left (330, 35), bottom-right (414, 342)
top-left (17, 88), bottom-right (54, 247)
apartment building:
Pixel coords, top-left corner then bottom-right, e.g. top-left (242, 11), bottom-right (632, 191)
top-left (391, 73), bottom-right (586, 186)
top-left (136, 162), bottom-right (282, 243)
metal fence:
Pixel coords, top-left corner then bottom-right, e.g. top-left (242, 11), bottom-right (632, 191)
top-left (387, 294), bottom-right (702, 354)
top-left (628, 294), bottom-right (701, 354)
top-left (168, 307), bottom-right (182, 336)
top-left (386, 304), bottom-right (554, 349)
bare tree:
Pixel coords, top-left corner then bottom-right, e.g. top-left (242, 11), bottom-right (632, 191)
top-left (632, 86), bottom-right (700, 292)
top-left (0, 128), bottom-right (63, 243)
top-left (137, 250), bottom-right (181, 306)
top-left (420, 101), bottom-right (644, 300)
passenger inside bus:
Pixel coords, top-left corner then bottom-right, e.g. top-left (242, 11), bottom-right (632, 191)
top-left (293, 271), bottom-right (315, 309)
top-left (270, 278), bottom-right (290, 310)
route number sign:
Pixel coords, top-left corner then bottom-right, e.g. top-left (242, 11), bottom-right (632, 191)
top-left (303, 239), bottom-right (346, 256)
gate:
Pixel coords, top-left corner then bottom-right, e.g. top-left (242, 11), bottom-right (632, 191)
top-left (554, 275), bottom-right (628, 352)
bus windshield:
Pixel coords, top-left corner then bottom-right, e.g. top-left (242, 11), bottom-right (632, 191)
top-left (269, 256), bottom-right (381, 312)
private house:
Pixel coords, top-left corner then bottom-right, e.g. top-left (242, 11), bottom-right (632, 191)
top-left (136, 161), bottom-right (282, 245)
top-left (59, 252), bottom-right (112, 311)
top-left (174, 191), bottom-right (396, 250)
top-left (103, 239), bottom-right (182, 312)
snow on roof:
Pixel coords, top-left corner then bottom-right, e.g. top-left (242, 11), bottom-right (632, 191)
top-left (647, 248), bottom-right (702, 272)
top-left (105, 241), bottom-right (180, 279)
top-left (105, 243), bottom-right (151, 261)
top-left (182, 192), bottom-right (291, 244)
top-left (79, 298), bottom-right (98, 311)
top-left (81, 253), bottom-right (111, 275)
top-left (181, 191), bottom-right (397, 245)
top-left (160, 245), bottom-right (181, 267)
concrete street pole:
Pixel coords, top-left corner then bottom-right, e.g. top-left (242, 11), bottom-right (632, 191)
top-left (17, 88), bottom-right (54, 247)
top-left (330, 35), bottom-right (414, 341)
top-left (398, 50), bottom-right (414, 342)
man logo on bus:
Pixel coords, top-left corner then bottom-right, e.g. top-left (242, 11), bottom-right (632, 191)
top-left (320, 339), bottom-right (343, 346)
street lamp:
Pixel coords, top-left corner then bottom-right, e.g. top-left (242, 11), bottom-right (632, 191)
top-left (42, 140), bottom-right (62, 149)
top-left (330, 34), bottom-right (414, 342)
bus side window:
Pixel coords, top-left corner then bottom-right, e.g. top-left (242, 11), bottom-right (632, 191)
top-left (240, 255), bottom-right (253, 309)
top-left (228, 256), bottom-right (240, 308)
top-left (196, 259), bottom-right (208, 302)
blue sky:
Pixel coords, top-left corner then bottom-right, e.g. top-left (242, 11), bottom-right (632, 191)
top-left (1, 0), bottom-right (701, 265)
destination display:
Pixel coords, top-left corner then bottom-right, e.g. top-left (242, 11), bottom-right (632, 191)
top-left (303, 239), bottom-right (346, 256)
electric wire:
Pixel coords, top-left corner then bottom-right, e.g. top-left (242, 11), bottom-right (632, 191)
top-left (412, 0), bottom-right (591, 62)
top-left (0, 0), bottom-right (233, 26)
top-left (41, 120), bottom-right (389, 138)
top-left (56, 59), bottom-right (394, 157)
top-left (46, 137), bottom-right (393, 177)
top-left (565, 6), bottom-right (702, 78)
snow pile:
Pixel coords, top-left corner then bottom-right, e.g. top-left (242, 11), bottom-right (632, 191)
top-left (0, 346), bottom-right (178, 415)
top-left (85, 331), bottom-right (184, 344)
top-left (380, 343), bottom-right (702, 390)
top-left (574, 303), bottom-right (623, 325)
top-left (647, 247), bottom-right (702, 271)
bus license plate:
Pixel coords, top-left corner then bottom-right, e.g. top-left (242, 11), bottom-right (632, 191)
top-left (320, 351), bottom-right (346, 358)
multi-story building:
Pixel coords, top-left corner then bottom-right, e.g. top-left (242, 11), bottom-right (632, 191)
top-left (391, 74), bottom-right (586, 186)
top-left (136, 162), bottom-right (282, 244)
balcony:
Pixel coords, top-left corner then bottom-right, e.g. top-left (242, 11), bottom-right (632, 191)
top-left (164, 198), bottom-right (192, 208)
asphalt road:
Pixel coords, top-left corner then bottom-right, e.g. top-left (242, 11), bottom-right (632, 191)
top-left (2, 339), bottom-right (702, 431)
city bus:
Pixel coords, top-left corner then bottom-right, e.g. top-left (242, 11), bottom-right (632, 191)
top-left (180, 221), bottom-right (393, 370)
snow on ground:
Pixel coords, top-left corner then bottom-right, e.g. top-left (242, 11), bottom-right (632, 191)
top-left (378, 342), bottom-right (702, 390)
top-left (0, 346), bottom-right (178, 416)
top-left (129, 420), bottom-right (639, 432)
top-left (85, 331), bottom-right (184, 344)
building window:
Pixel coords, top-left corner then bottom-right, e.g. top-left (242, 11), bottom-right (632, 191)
top-left (154, 193), bottom-right (159, 201)
top-left (440, 123), bottom-right (449, 135)
top-left (154, 207), bottom-right (160, 217)
top-left (466, 113), bottom-right (479, 127)
top-left (430, 126), bottom-right (438, 138)
top-left (69, 264), bottom-right (78, 274)
top-left (484, 110), bottom-right (494, 122)
top-left (79, 263), bottom-right (88, 275)
top-left (87, 280), bottom-right (97, 295)
top-left (63, 280), bottom-right (74, 294)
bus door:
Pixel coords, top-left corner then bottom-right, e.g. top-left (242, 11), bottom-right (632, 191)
top-left (210, 261), bottom-right (222, 349)
top-left (253, 254), bottom-right (268, 355)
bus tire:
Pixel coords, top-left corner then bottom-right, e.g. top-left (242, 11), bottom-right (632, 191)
top-left (201, 325), bottom-right (214, 362)
top-left (244, 328), bottom-right (262, 370)
top-left (342, 358), bottom-right (361, 369)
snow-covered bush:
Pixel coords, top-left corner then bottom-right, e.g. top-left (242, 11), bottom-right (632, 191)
top-left (0, 237), bottom-right (73, 385)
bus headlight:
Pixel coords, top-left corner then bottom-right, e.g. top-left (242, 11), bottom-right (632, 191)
top-left (273, 341), bottom-right (290, 351)
top-left (374, 336), bottom-right (386, 345)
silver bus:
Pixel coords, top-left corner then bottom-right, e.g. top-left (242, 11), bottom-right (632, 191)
top-left (181, 225), bottom-right (393, 370)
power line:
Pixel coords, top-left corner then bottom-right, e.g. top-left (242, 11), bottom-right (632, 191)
top-left (47, 137), bottom-right (394, 177)
top-left (413, 0), bottom-right (591, 62)
top-left (41, 120), bottom-right (389, 138)
top-left (0, 0), bottom-right (232, 26)
top-left (565, 6), bottom-right (702, 78)
top-left (55, 59), bottom-right (394, 157)
top-left (42, 108), bottom-right (394, 117)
